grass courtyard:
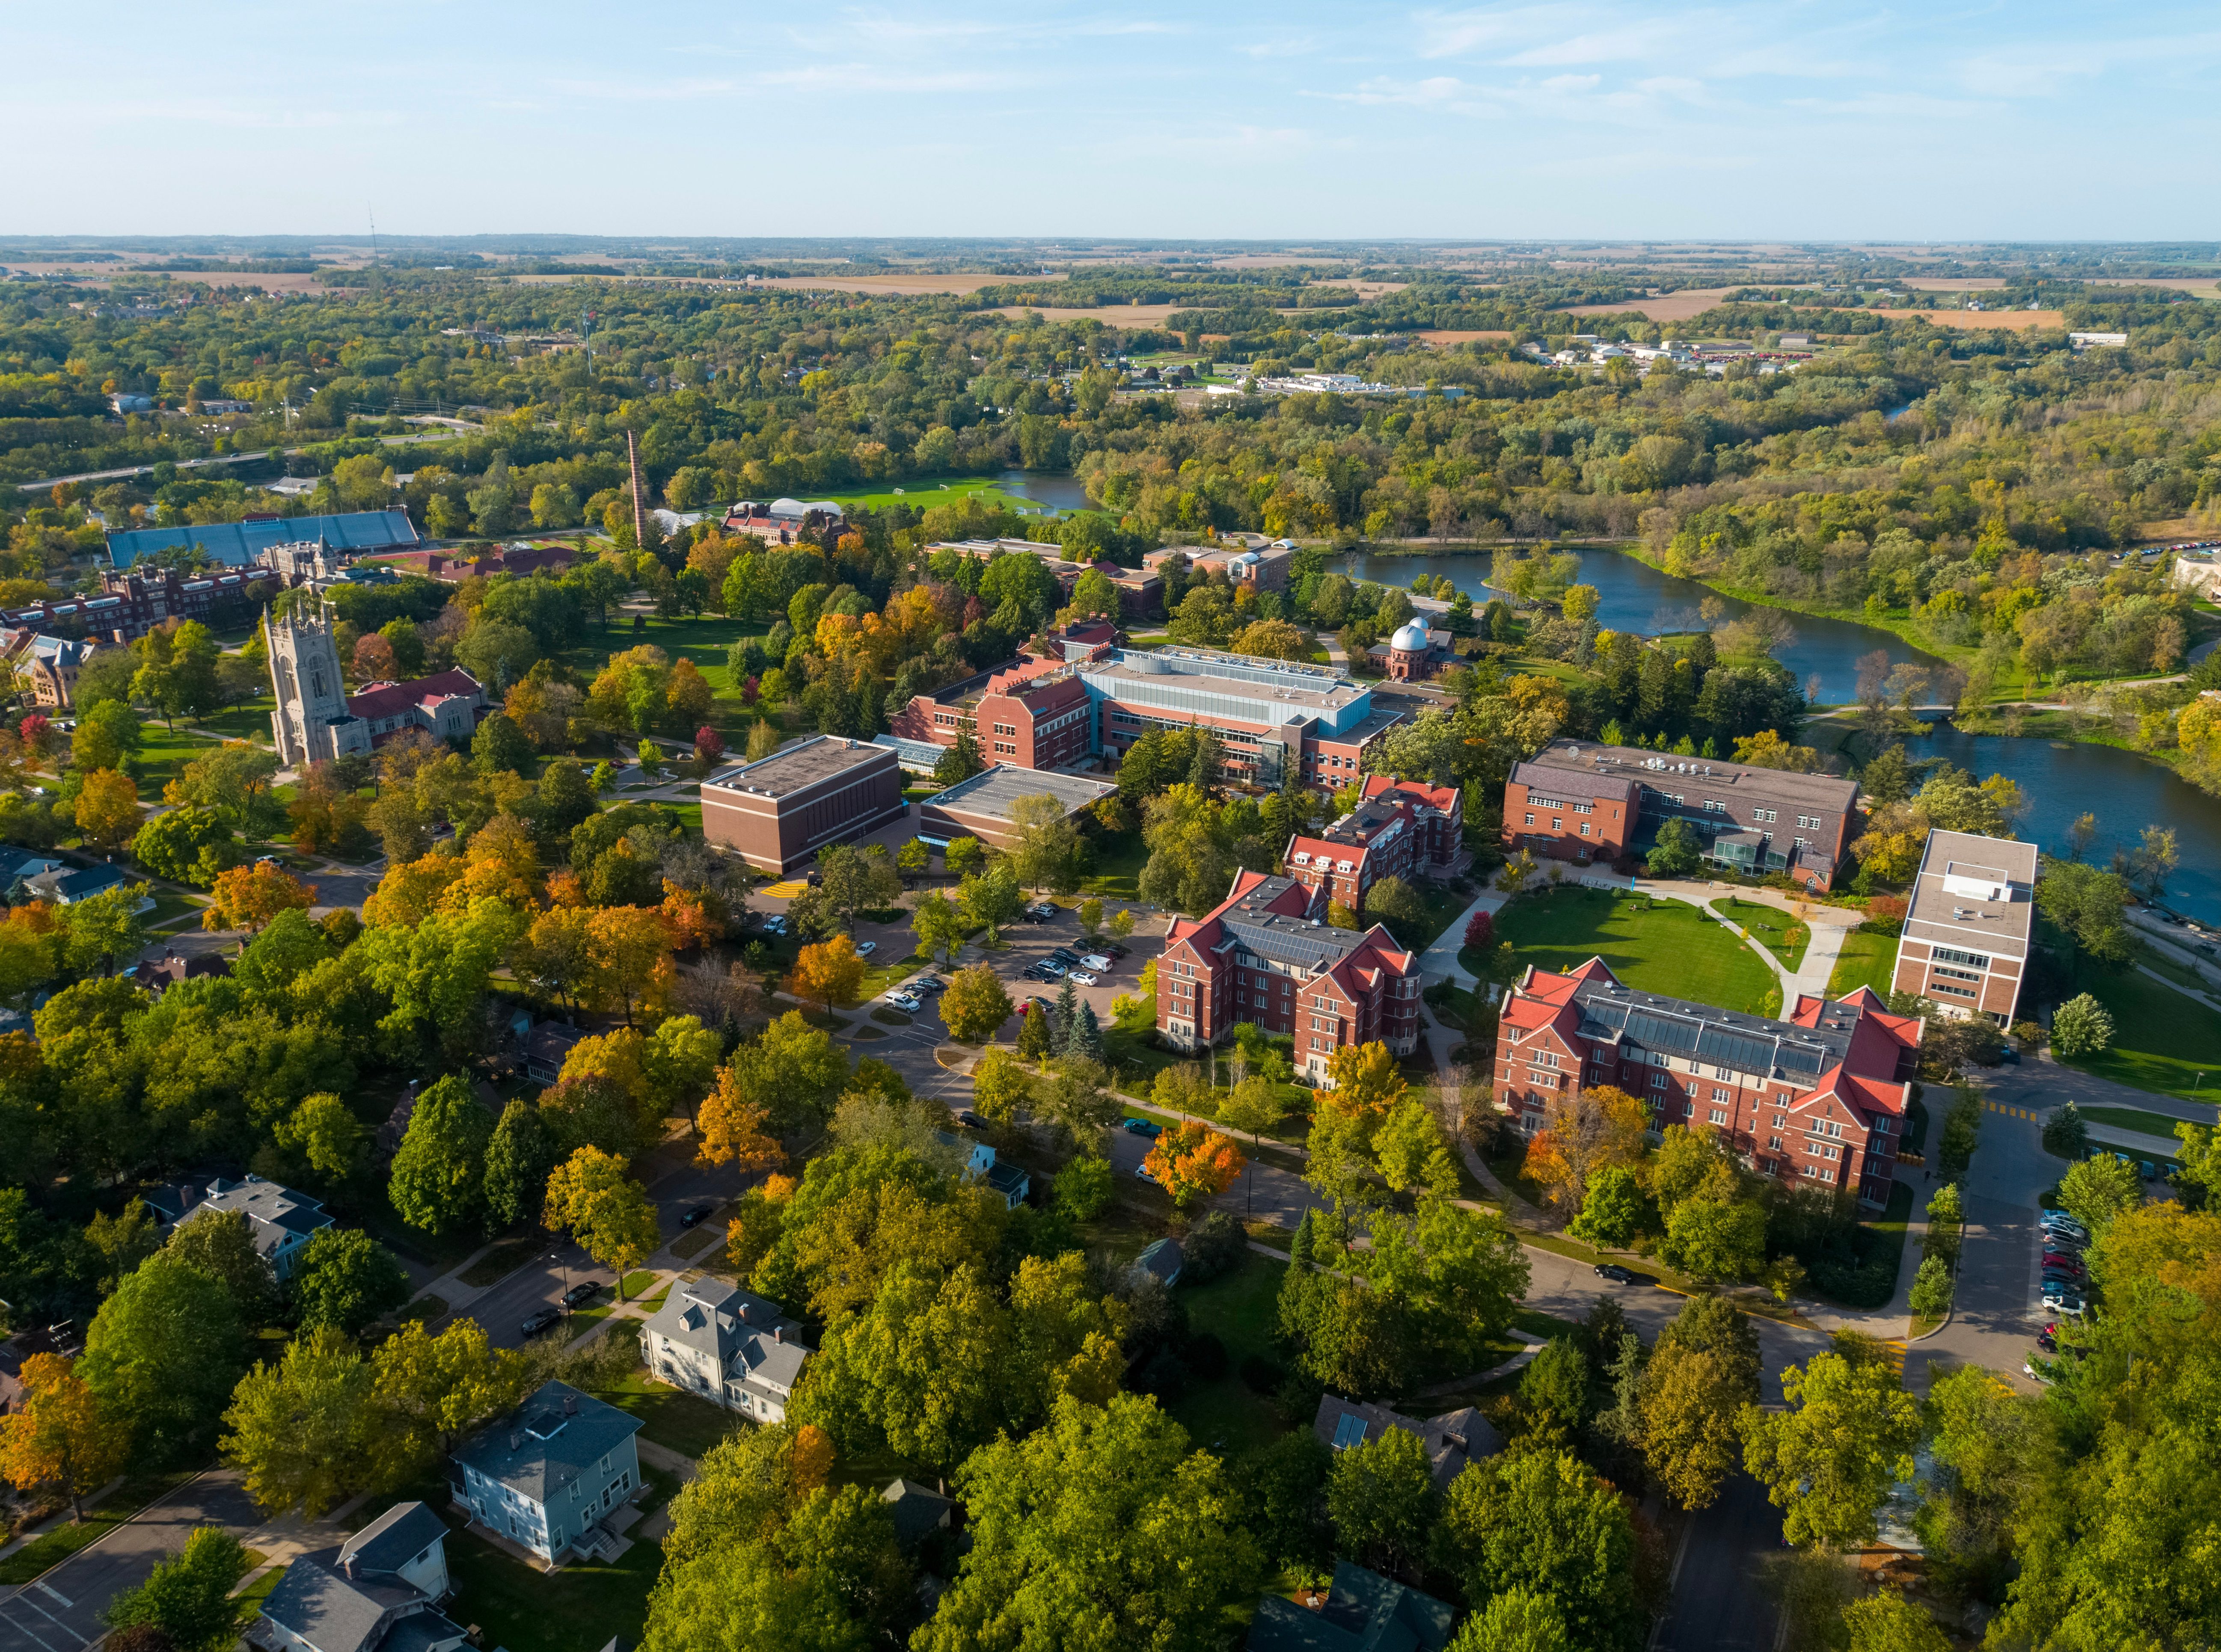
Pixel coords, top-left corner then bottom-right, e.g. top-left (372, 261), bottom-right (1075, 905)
top-left (1827, 926), bottom-right (1899, 1000)
top-left (1468, 886), bottom-right (1780, 1015)
top-left (1711, 897), bottom-right (1809, 973)
top-left (439, 1514), bottom-right (662, 1652)
top-left (2061, 960), bottom-right (2221, 1104)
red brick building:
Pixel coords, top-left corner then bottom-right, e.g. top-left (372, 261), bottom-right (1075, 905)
top-left (1497, 959), bottom-right (1923, 1207)
top-left (889, 656), bottom-right (1098, 772)
top-left (701, 736), bottom-right (908, 873)
top-left (1890, 829), bottom-right (2038, 1026)
top-left (3, 566), bottom-right (281, 645)
top-left (1158, 870), bottom-right (1422, 1085)
top-left (1504, 739), bottom-right (1859, 890)
top-left (1286, 775), bottom-right (1465, 916)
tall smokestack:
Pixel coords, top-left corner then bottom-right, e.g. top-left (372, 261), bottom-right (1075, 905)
top-left (627, 428), bottom-right (647, 548)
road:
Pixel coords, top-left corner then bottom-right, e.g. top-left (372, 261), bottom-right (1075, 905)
top-left (0, 1472), bottom-right (264, 1652)
top-left (1653, 1473), bottom-right (1786, 1652)
top-left (14, 429), bottom-right (463, 493)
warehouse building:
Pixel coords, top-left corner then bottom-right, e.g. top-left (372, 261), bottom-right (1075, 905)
top-left (700, 736), bottom-right (908, 872)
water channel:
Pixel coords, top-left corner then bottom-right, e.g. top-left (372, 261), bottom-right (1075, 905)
top-left (1331, 545), bottom-right (1942, 706)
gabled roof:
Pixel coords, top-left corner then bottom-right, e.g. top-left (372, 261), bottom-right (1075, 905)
top-left (641, 1278), bottom-right (811, 1391)
top-left (346, 669), bottom-right (484, 723)
top-left (260, 1543), bottom-right (435, 1652)
top-left (452, 1380), bottom-right (643, 1504)
top-left (341, 1500), bottom-right (447, 1578)
top-left (882, 1478), bottom-right (953, 1548)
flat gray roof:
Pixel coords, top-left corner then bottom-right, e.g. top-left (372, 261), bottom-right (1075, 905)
top-left (1531, 739), bottom-right (1859, 813)
top-left (1904, 828), bottom-right (2037, 949)
top-left (704, 735), bottom-right (894, 800)
top-left (926, 764), bottom-right (1116, 820)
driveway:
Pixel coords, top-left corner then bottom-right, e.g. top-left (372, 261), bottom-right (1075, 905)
top-left (0, 1472), bottom-right (264, 1652)
top-left (1654, 1472), bottom-right (1786, 1652)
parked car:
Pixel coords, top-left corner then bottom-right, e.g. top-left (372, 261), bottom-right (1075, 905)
top-left (1079, 954), bottom-right (1113, 973)
top-left (521, 1308), bottom-right (563, 1337)
top-left (680, 1205), bottom-right (716, 1228)
top-left (1102, 942), bottom-right (1131, 958)
top-left (888, 993), bottom-right (921, 1012)
top-left (956, 1110), bottom-right (988, 1131)
top-left (856, 940), bottom-right (877, 957)
top-left (561, 1281), bottom-right (600, 1310)
top-left (1135, 1163), bottom-right (1158, 1183)
top-left (1037, 961), bottom-right (1068, 979)
top-left (1122, 1117), bottom-right (1164, 1138)
top-left (2041, 1288), bottom-right (2086, 1314)
top-left (2042, 1252), bottom-right (2085, 1272)
top-left (1023, 964), bottom-right (1054, 982)
top-left (1027, 902), bottom-right (1058, 920)
top-left (1024, 996), bottom-right (1055, 1016)
top-left (760, 915), bottom-right (790, 937)
top-left (910, 976), bottom-right (945, 995)
top-left (1069, 971), bottom-right (1099, 986)
top-left (1593, 1263), bottom-right (1639, 1284)
top-left (1048, 947), bottom-right (1082, 965)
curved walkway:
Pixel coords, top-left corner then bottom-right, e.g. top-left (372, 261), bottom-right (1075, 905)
top-left (1632, 876), bottom-right (1864, 1002)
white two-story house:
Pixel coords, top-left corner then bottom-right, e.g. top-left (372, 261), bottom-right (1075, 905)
top-left (641, 1276), bottom-right (811, 1424)
top-left (450, 1381), bottom-right (642, 1563)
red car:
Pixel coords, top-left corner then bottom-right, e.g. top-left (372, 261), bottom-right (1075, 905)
top-left (2043, 1252), bottom-right (2086, 1274)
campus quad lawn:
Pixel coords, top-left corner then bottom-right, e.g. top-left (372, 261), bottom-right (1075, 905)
top-left (440, 1517), bottom-right (662, 1652)
top-left (1470, 886), bottom-right (1779, 1015)
top-left (1166, 1253), bottom-right (1290, 1459)
top-left (130, 720), bottom-right (227, 789)
top-left (1711, 897), bottom-right (1808, 972)
top-left (2061, 961), bottom-right (2221, 1104)
top-left (1827, 927), bottom-right (1898, 1000)
top-left (1078, 829), bottom-right (1149, 902)
top-left (821, 474), bottom-right (1051, 515)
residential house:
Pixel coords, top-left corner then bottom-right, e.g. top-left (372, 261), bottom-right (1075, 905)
top-left (524, 1021), bottom-right (585, 1085)
top-left (1132, 1237), bottom-right (1184, 1288)
top-left (1313, 1393), bottom-right (1502, 1491)
top-left (935, 1130), bottom-right (1031, 1209)
top-left (451, 1381), bottom-right (643, 1563)
top-left (1246, 1559), bottom-right (1456, 1652)
top-left (20, 862), bottom-right (154, 911)
top-left (128, 951), bottom-right (234, 996)
top-left (0, 846), bottom-right (67, 899)
top-left (142, 1172), bottom-right (334, 1281)
top-left (640, 1278), bottom-right (812, 1425)
top-left (253, 1501), bottom-right (465, 1652)
top-left (881, 1479), bottom-right (953, 1550)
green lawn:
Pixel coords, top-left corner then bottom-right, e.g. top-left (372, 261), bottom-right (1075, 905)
top-left (1712, 897), bottom-right (1809, 973)
top-left (2079, 1105), bottom-right (2200, 1144)
top-left (2061, 962), bottom-right (2221, 1104)
top-left (1079, 829), bottom-right (1149, 902)
top-left (130, 721), bottom-right (226, 789)
top-left (441, 1517), bottom-right (662, 1652)
top-left (822, 474), bottom-right (1060, 515)
top-left (1470, 887), bottom-right (1779, 1015)
top-left (1167, 1254), bottom-right (1291, 1459)
top-left (668, 1227), bottom-right (719, 1261)
top-left (579, 1367), bottom-right (745, 1459)
top-left (1827, 927), bottom-right (1899, 1000)
top-left (190, 701), bottom-right (279, 744)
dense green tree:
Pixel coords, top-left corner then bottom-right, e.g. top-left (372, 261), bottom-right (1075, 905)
top-left (1432, 1448), bottom-right (1652, 1652)
top-left (102, 1526), bottom-right (248, 1652)
top-left (387, 1074), bottom-right (493, 1235)
top-left (1327, 1423), bottom-right (1439, 1573)
top-left (79, 1253), bottom-right (246, 1459)
top-left (164, 1208), bottom-right (278, 1326)
top-left (220, 1325), bottom-right (374, 1516)
top-left (290, 1229), bottom-right (410, 1335)
top-left (1742, 1343), bottom-right (1921, 1549)
top-left (483, 1098), bottom-right (558, 1229)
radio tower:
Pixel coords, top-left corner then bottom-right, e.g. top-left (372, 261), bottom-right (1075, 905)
top-left (627, 428), bottom-right (647, 547)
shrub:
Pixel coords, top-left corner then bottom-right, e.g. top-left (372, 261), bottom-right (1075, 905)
top-left (1909, 1255), bottom-right (1954, 1320)
top-left (1240, 1353), bottom-right (1286, 1394)
top-left (2050, 993), bottom-right (2116, 1059)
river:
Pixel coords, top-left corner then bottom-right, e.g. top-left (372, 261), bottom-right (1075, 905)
top-left (1914, 726), bottom-right (2221, 926)
top-left (1331, 546), bottom-right (1942, 707)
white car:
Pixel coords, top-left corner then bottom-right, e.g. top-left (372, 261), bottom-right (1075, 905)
top-left (2042, 1290), bottom-right (2085, 1316)
top-left (1070, 970), bottom-right (1099, 986)
top-left (856, 940), bottom-right (877, 957)
top-left (888, 993), bottom-right (921, 1013)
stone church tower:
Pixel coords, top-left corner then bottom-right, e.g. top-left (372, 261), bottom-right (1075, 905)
top-left (266, 604), bottom-right (370, 768)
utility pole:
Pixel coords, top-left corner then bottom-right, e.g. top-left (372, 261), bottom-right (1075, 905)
top-left (627, 428), bottom-right (647, 547)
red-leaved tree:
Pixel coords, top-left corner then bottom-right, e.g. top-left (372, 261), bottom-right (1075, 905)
top-left (1464, 908), bottom-right (1495, 951)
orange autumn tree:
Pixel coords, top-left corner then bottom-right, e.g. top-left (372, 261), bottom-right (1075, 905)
top-left (1523, 1084), bottom-right (1651, 1212)
top-left (790, 1423), bottom-right (836, 1492)
top-left (1144, 1120), bottom-right (1247, 1216)
top-left (203, 860), bottom-right (317, 936)
top-left (786, 935), bottom-right (865, 1015)
top-left (0, 1354), bottom-right (128, 1523)
top-left (697, 1063), bottom-right (785, 1175)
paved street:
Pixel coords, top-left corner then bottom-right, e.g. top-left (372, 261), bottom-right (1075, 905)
top-left (1654, 1472), bottom-right (1786, 1652)
top-left (0, 1473), bottom-right (264, 1652)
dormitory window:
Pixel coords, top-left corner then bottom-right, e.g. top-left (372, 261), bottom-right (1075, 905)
top-left (1709, 1110), bottom-right (1728, 1126)
top-left (1753, 808), bottom-right (1777, 823)
top-left (1798, 815), bottom-right (1821, 829)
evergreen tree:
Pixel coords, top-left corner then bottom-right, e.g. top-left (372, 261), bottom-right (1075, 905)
top-left (482, 1099), bottom-right (556, 1231)
top-left (1072, 1001), bottom-right (1103, 1062)
top-left (1053, 977), bottom-right (1080, 1054)
top-left (1290, 1207), bottom-right (1316, 1269)
top-left (1187, 729), bottom-right (1224, 789)
top-left (1017, 1003), bottom-right (1052, 1062)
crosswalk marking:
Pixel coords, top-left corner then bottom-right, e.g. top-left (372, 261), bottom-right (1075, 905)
top-left (761, 879), bottom-right (810, 898)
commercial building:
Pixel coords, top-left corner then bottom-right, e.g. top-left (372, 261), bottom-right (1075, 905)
top-left (1504, 739), bottom-right (1859, 890)
top-left (915, 763), bottom-right (1116, 851)
top-left (1497, 960), bottom-right (1924, 1207)
top-left (107, 509), bottom-right (421, 570)
top-left (1285, 775), bottom-right (1464, 916)
top-left (700, 735), bottom-right (908, 872)
top-left (451, 1381), bottom-right (642, 1564)
top-left (1891, 830), bottom-right (2039, 1026)
top-left (641, 1276), bottom-right (811, 1425)
top-left (1159, 870), bottom-right (1422, 1081)
top-left (142, 1172), bottom-right (334, 1281)
top-left (1145, 543), bottom-right (1295, 593)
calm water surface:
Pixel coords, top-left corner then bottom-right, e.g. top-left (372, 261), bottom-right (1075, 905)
top-left (997, 469), bottom-right (1093, 513)
top-left (1916, 726), bottom-right (2221, 926)
top-left (1332, 546), bottom-right (1942, 706)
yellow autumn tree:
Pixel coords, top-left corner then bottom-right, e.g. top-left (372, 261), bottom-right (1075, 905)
top-left (0, 1354), bottom-right (128, 1522)
top-left (786, 935), bottom-right (865, 1015)
top-left (1318, 1040), bottom-right (1408, 1120)
top-left (1524, 1083), bottom-right (1651, 1211)
top-left (697, 1063), bottom-right (786, 1175)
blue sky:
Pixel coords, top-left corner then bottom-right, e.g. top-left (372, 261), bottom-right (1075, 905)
top-left (8, 2), bottom-right (2219, 240)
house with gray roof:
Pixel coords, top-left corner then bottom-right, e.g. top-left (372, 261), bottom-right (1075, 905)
top-left (1132, 1237), bottom-right (1184, 1287)
top-left (254, 1500), bottom-right (463, 1652)
top-left (1313, 1393), bottom-right (1502, 1492)
top-left (641, 1276), bottom-right (813, 1425)
top-left (450, 1381), bottom-right (642, 1563)
top-left (143, 1172), bottom-right (333, 1281)
top-left (1247, 1559), bottom-right (1455, 1652)
top-left (933, 1130), bottom-right (1030, 1210)
top-left (881, 1478), bottom-right (953, 1549)
top-left (19, 861), bottom-right (154, 911)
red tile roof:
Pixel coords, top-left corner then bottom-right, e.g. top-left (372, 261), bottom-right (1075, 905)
top-left (346, 668), bottom-right (484, 722)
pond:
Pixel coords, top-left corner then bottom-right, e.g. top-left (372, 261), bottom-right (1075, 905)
top-left (1330, 546), bottom-right (1943, 706)
top-left (1918, 724), bottom-right (2221, 927)
top-left (996, 469), bottom-right (1094, 513)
